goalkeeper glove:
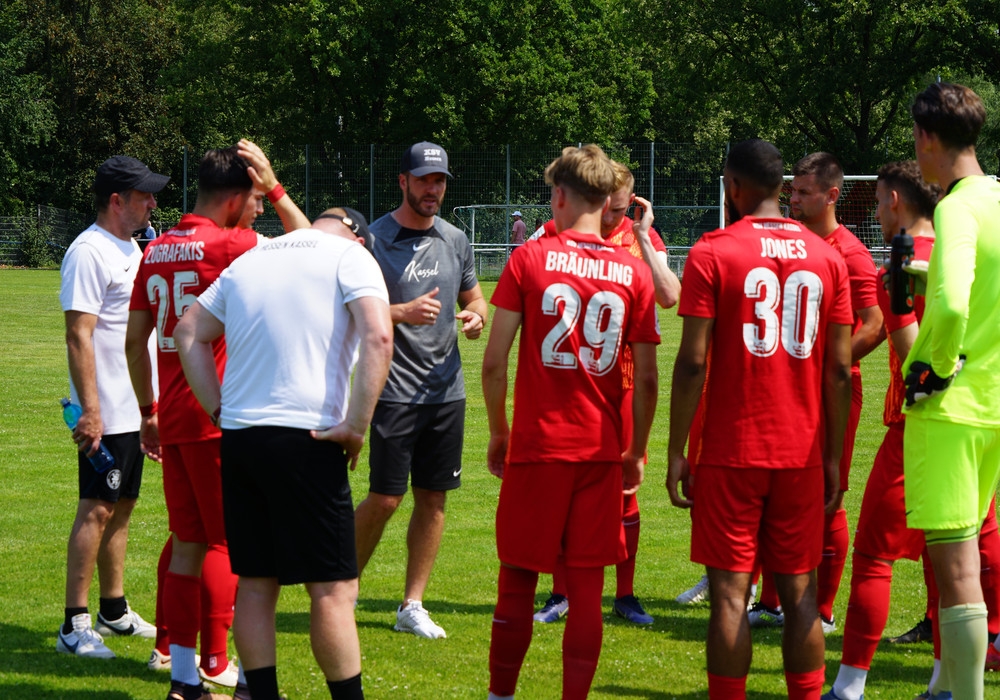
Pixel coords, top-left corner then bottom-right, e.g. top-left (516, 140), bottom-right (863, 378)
top-left (905, 355), bottom-right (965, 407)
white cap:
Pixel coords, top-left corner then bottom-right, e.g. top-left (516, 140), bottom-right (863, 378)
top-left (512, 210), bottom-right (522, 217)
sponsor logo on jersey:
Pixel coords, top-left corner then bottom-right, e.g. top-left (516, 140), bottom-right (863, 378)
top-left (404, 259), bottom-right (440, 282)
top-left (759, 237), bottom-right (808, 259)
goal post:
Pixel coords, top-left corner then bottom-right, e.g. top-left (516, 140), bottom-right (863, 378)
top-left (718, 175), bottom-right (882, 249)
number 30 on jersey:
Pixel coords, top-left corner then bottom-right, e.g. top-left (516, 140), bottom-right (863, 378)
top-left (743, 267), bottom-right (823, 359)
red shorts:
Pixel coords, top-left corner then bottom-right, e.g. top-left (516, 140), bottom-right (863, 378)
top-left (162, 439), bottom-right (227, 545)
top-left (840, 370), bottom-right (864, 491)
top-left (853, 424), bottom-right (924, 561)
top-left (691, 464), bottom-right (823, 574)
top-left (496, 461), bottom-right (626, 571)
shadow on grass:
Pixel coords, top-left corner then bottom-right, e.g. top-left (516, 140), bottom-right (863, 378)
top-left (0, 683), bottom-right (132, 699)
top-left (0, 622), bottom-right (151, 695)
top-left (278, 598), bottom-right (499, 634)
top-left (593, 685), bottom-right (788, 699)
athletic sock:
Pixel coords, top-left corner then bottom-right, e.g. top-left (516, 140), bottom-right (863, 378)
top-left (817, 507), bottom-right (849, 621)
top-left (616, 511), bottom-right (640, 599)
top-left (155, 537), bottom-right (172, 654)
top-left (928, 657), bottom-right (945, 695)
top-left (99, 595), bottom-right (127, 622)
top-left (200, 543), bottom-right (238, 675)
top-left (169, 644), bottom-right (200, 686)
top-left (938, 602), bottom-right (987, 700)
top-left (979, 524), bottom-right (1000, 636)
top-left (244, 666), bottom-right (280, 700)
top-left (785, 668), bottom-right (824, 700)
top-left (562, 565), bottom-right (603, 700)
top-left (758, 570), bottom-right (780, 611)
top-left (841, 553), bottom-right (893, 669)
top-left (552, 556), bottom-right (567, 599)
top-left (489, 566), bottom-right (538, 697)
top-left (164, 571), bottom-right (201, 648)
top-left (63, 606), bottom-right (88, 634)
top-left (830, 664), bottom-right (867, 700)
top-left (327, 673), bottom-right (364, 700)
top-left (707, 672), bottom-right (746, 699)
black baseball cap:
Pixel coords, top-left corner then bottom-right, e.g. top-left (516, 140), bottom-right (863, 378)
top-left (94, 156), bottom-right (170, 196)
top-left (342, 207), bottom-right (375, 252)
top-left (400, 142), bottom-right (452, 177)
top-left (314, 207), bottom-right (375, 253)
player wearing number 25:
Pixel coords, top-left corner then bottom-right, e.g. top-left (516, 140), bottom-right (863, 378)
top-left (482, 144), bottom-right (660, 700)
top-left (667, 139), bottom-right (853, 700)
top-left (126, 143), bottom-right (308, 699)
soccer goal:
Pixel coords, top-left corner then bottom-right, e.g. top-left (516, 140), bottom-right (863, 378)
top-left (717, 175), bottom-right (882, 249)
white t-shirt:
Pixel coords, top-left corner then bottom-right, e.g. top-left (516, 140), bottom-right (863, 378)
top-left (198, 229), bottom-right (389, 430)
top-left (59, 224), bottom-right (146, 434)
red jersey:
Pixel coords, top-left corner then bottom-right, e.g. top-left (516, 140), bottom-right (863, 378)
top-left (679, 216), bottom-right (853, 469)
top-left (129, 213), bottom-right (257, 444)
top-left (824, 224), bottom-right (879, 367)
top-left (603, 216), bottom-right (667, 390)
top-left (878, 235), bottom-right (933, 427)
top-left (491, 229), bottom-right (660, 465)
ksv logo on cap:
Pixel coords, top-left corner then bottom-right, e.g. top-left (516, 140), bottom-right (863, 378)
top-left (401, 142), bottom-right (453, 177)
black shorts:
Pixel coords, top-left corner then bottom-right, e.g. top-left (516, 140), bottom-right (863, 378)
top-left (368, 400), bottom-right (465, 496)
top-left (221, 426), bottom-right (357, 585)
top-left (78, 432), bottom-right (144, 502)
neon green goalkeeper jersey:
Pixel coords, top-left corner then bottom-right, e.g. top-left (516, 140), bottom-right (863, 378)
top-left (903, 175), bottom-right (1000, 426)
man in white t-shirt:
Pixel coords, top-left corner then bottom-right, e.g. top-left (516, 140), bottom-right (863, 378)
top-left (175, 209), bottom-right (392, 700)
top-left (58, 156), bottom-right (169, 659)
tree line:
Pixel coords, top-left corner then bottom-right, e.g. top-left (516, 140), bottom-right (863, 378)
top-left (2, 0), bottom-right (998, 217)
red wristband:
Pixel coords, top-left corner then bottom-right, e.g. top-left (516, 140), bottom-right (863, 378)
top-left (266, 183), bottom-right (286, 204)
top-left (139, 401), bottom-right (157, 417)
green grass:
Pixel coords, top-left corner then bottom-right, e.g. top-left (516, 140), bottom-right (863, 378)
top-left (0, 268), bottom-right (995, 698)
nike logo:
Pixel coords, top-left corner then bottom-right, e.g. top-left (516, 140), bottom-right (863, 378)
top-left (60, 632), bottom-right (79, 653)
top-left (453, 468), bottom-right (462, 477)
top-left (124, 265), bottom-right (132, 272)
top-left (413, 240), bottom-right (432, 251)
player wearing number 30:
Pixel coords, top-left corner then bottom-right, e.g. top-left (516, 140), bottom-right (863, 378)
top-left (667, 139), bottom-right (854, 700)
top-left (483, 144), bottom-right (660, 700)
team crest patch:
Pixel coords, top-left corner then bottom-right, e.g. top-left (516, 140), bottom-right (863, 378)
top-left (106, 469), bottom-right (122, 490)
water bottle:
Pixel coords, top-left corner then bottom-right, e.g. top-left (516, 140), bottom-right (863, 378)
top-left (60, 398), bottom-right (115, 473)
top-left (889, 230), bottom-right (915, 315)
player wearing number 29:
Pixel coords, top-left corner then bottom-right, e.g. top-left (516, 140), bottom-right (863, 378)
top-left (126, 143), bottom-right (309, 700)
top-left (667, 139), bottom-right (853, 700)
top-left (483, 144), bottom-right (660, 699)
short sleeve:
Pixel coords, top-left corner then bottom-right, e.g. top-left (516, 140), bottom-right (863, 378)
top-left (339, 246), bottom-right (390, 305)
top-left (649, 228), bottom-right (667, 254)
top-left (678, 240), bottom-right (717, 319)
top-left (844, 245), bottom-right (879, 312)
top-left (876, 269), bottom-right (917, 334)
top-left (491, 245), bottom-right (527, 313)
top-left (458, 234), bottom-right (478, 292)
top-left (198, 275), bottom-right (227, 323)
top-left (60, 243), bottom-right (110, 315)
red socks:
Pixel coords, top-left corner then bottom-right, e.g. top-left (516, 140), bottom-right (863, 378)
top-left (841, 553), bottom-right (893, 669)
top-left (155, 537), bottom-right (172, 655)
top-left (786, 668), bottom-right (825, 699)
top-left (616, 500), bottom-right (640, 599)
top-left (199, 543), bottom-right (238, 675)
top-left (817, 507), bottom-right (849, 621)
top-left (708, 672), bottom-right (746, 699)
top-left (489, 566), bottom-right (538, 697)
top-left (563, 566), bottom-right (604, 700)
top-left (164, 571), bottom-right (201, 648)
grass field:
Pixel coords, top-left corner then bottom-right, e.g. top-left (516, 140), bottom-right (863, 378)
top-left (1, 268), bottom-right (996, 699)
